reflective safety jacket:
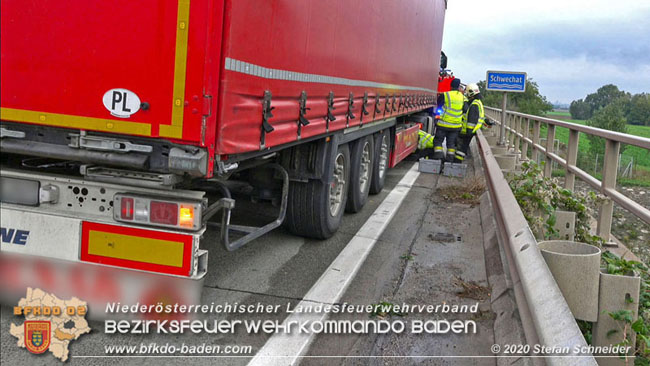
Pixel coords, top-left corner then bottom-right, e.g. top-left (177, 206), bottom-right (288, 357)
top-left (462, 98), bottom-right (485, 134)
top-left (438, 90), bottom-right (465, 129)
top-left (418, 130), bottom-right (435, 150)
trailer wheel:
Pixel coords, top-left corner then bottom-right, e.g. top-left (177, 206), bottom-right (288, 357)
top-left (369, 130), bottom-right (390, 194)
top-left (346, 136), bottom-right (374, 213)
top-left (285, 144), bottom-right (350, 239)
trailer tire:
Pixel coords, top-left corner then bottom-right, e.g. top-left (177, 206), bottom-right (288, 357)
top-left (369, 130), bottom-right (390, 194)
top-left (285, 144), bottom-right (350, 239)
top-left (346, 136), bottom-right (373, 213)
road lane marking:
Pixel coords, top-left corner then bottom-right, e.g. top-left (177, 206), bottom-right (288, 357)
top-left (248, 163), bottom-right (420, 366)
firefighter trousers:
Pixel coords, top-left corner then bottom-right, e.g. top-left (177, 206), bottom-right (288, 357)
top-left (433, 126), bottom-right (460, 161)
top-left (455, 132), bottom-right (475, 163)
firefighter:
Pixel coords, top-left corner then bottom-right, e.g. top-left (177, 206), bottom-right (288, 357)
top-left (417, 129), bottom-right (436, 159)
top-left (455, 83), bottom-right (485, 163)
top-left (434, 78), bottom-right (464, 161)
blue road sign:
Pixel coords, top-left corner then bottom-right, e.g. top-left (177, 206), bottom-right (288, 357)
top-left (486, 71), bottom-right (527, 92)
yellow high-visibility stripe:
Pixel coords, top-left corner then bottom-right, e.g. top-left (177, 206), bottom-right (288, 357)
top-left (160, 0), bottom-right (190, 139)
top-left (0, 108), bottom-right (151, 136)
top-left (436, 121), bottom-right (463, 129)
top-left (87, 230), bottom-right (185, 267)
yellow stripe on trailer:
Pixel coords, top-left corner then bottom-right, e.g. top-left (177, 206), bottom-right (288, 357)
top-left (87, 230), bottom-right (185, 268)
top-left (159, 0), bottom-right (191, 139)
top-left (0, 108), bottom-right (152, 136)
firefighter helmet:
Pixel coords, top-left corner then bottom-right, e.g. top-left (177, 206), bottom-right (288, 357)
top-left (466, 83), bottom-right (480, 98)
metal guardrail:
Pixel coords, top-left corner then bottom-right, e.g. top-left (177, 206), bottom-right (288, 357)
top-left (476, 131), bottom-right (597, 366)
top-left (486, 106), bottom-right (650, 241)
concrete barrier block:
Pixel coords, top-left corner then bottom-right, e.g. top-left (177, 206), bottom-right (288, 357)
top-left (505, 152), bottom-right (520, 160)
top-left (494, 154), bottom-right (516, 170)
top-left (515, 162), bottom-right (524, 171)
top-left (592, 270), bottom-right (640, 366)
top-left (538, 241), bottom-right (601, 322)
top-left (485, 135), bottom-right (499, 146)
top-left (554, 210), bottom-right (576, 241)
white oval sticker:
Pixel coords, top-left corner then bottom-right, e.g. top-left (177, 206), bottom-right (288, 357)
top-left (102, 89), bottom-right (141, 118)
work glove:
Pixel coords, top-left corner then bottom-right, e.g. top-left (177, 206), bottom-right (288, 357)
top-left (472, 125), bottom-right (481, 134)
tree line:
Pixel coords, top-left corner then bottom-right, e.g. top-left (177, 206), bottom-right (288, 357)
top-left (570, 84), bottom-right (650, 126)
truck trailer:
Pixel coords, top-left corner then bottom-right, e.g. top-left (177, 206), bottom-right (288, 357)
top-left (0, 0), bottom-right (446, 309)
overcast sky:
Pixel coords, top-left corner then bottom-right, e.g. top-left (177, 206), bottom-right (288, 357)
top-left (442, 0), bottom-right (650, 105)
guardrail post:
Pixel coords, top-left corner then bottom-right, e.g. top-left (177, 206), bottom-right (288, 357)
top-left (521, 118), bottom-right (529, 160)
top-left (544, 124), bottom-right (555, 177)
top-left (532, 119), bottom-right (540, 163)
top-left (565, 129), bottom-right (580, 191)
top-left (597, 139), bottom-right (620, 240)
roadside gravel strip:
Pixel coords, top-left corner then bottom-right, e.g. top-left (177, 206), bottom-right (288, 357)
top-left (249, 164), bottom-right (421, 366)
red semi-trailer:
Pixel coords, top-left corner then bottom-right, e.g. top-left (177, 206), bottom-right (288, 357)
top-left (0, 0), bottom-right (445, 308)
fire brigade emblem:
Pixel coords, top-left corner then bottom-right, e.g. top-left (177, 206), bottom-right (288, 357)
top-left (25, 321), bottom-right (51, 354)
top-left (11, 288), bottom-right (91, 361)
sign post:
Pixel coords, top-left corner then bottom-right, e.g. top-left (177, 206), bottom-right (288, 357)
top-left (500, 93), bottom-right (508, 146)
top-left (486, 71), bottom-right (527, 146)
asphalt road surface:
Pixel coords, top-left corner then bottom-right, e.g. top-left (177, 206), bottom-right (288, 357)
top-left (2, 153), bottom-right (512, 366)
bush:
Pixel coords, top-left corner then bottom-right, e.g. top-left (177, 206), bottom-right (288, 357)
top-left (570, 99), bottom-right (592, 120)
top-left (507, 161), bottom-right (604, 245)
top-left (587, 102), bottom-right (628, 157)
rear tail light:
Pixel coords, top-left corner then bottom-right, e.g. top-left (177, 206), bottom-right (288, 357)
top-left (179, 205), bottom-right (195, 229)
top-left (114, 194), bottom-right (202, 231)
top-left (150, 201), bottom-right (178, 226)
top-left (120, 197), bottom-right (134, 220)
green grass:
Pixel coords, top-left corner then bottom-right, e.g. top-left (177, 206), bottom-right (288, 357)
top-left (547, 110), bottom-right (571, 117)
top-left (622, 125), bottom-right (650, 170)
top-left (551, 166), bottom-right (650, 187)
top-left (619, 176), bottom-right (650, 187)
top-left (627, 124), bottom-right (650, 138)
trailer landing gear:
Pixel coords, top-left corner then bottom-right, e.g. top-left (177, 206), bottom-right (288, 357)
top-left (205, 163), bottom-right (289, 251)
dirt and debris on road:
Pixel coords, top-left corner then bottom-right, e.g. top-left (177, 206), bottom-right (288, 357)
top-left (454, 277), bottom-right (492, 301)
top-left (435, 175), bottom-right (486, 206)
